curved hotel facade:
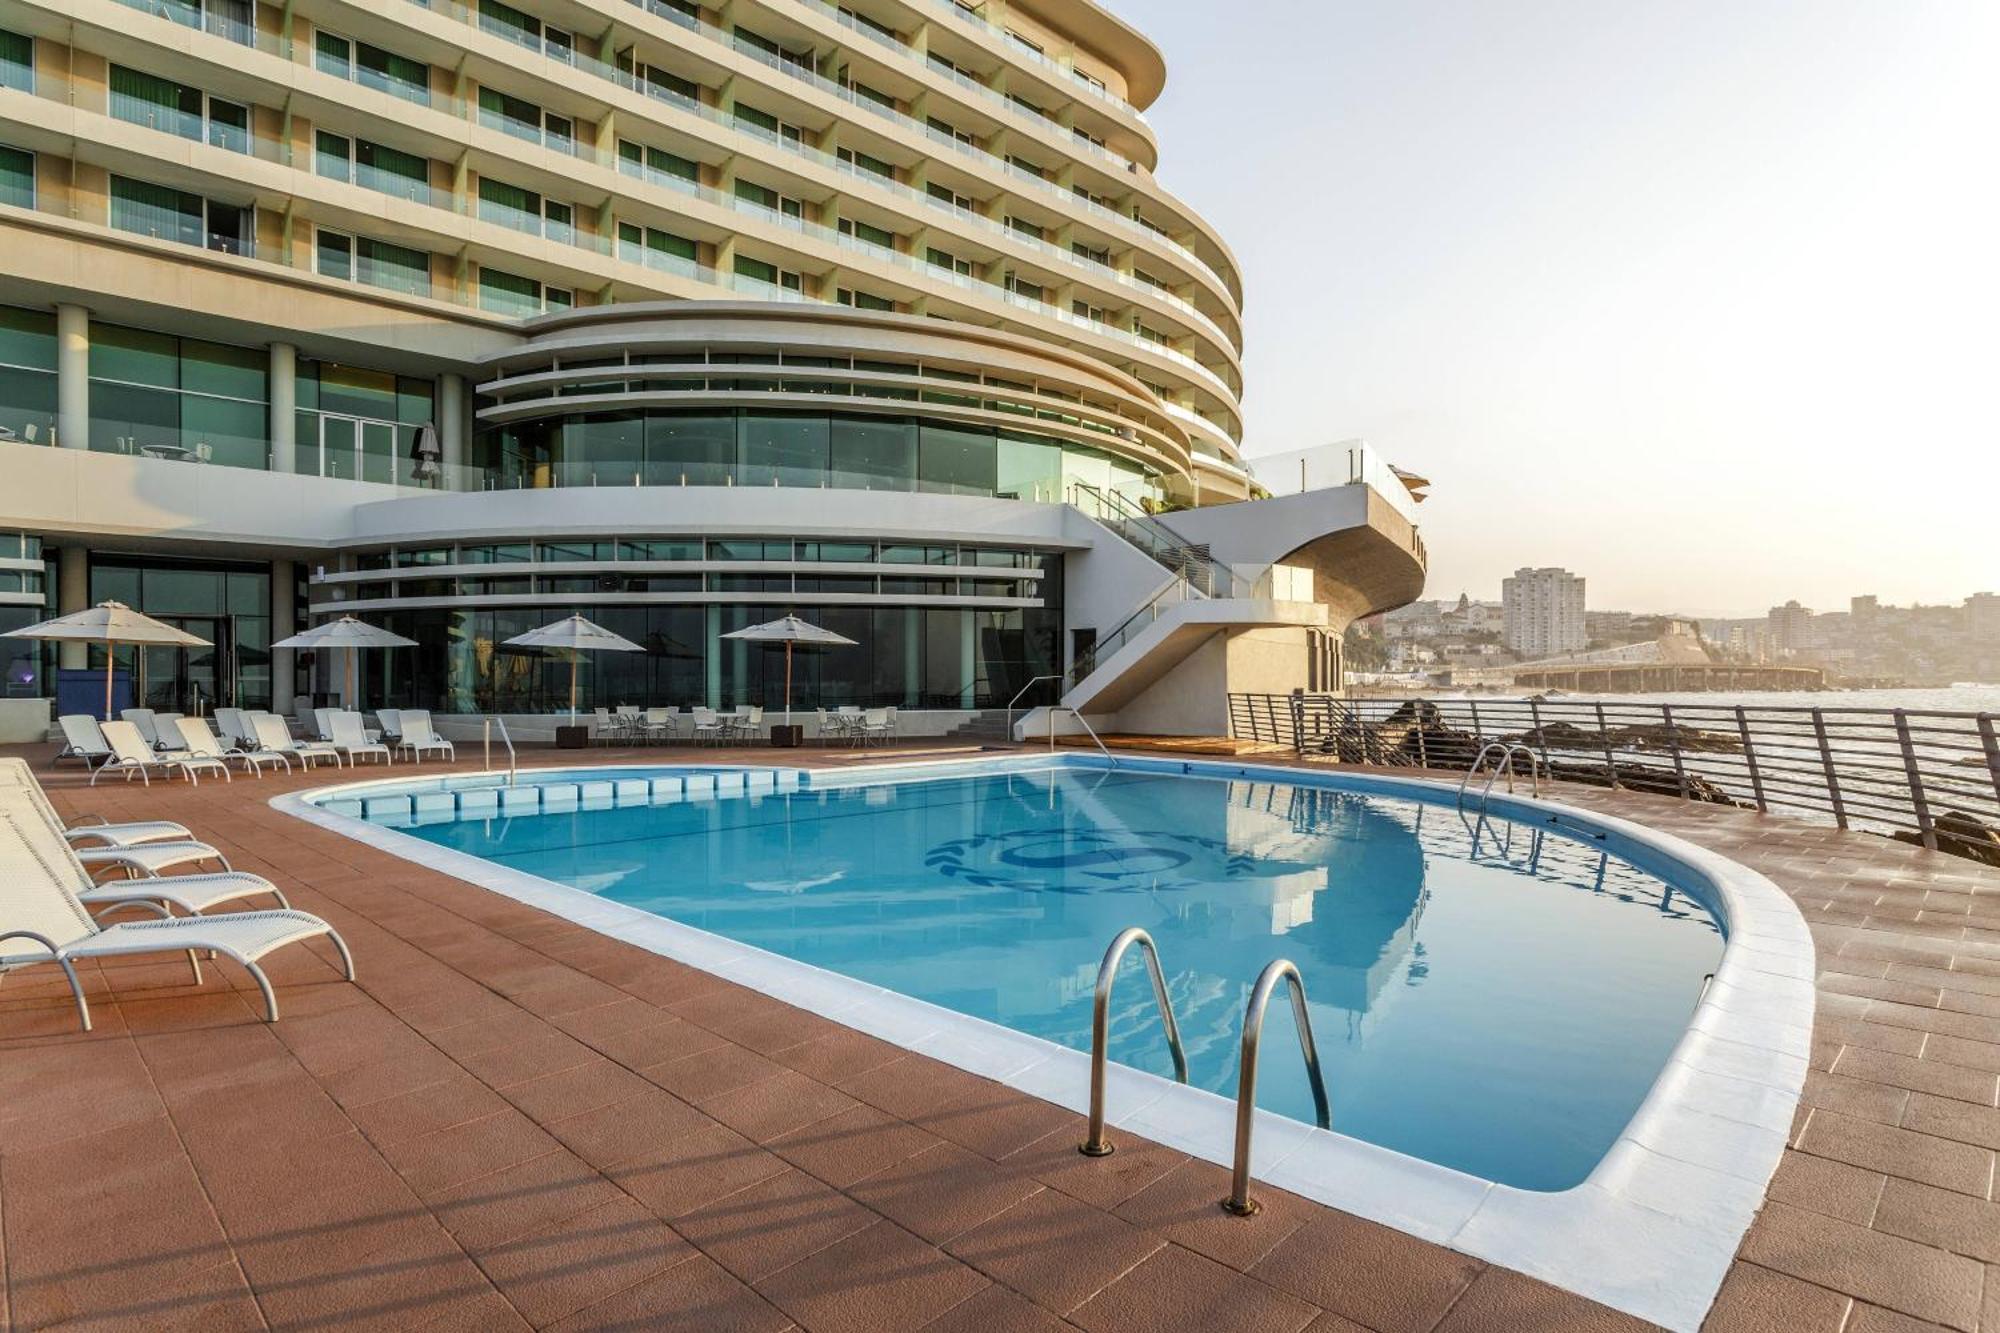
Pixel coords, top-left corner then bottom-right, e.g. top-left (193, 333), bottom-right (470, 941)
top-left (0, 0), bottom-right (1424, 733)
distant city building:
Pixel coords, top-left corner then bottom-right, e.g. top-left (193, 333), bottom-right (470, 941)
top-left (1852, 595), bottom-right (1880, 621)
top-left (1768, 601), bottom-right (1814, 655)
top-left (1969, 593), bottom-right (2000, 645)
top-left (1502, 568), bottom-right (1587, 657)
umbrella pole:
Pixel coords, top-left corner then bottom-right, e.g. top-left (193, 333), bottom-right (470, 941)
top-left (103, 642), bottom-right (115, 721)
top-left (784, 641), bottom-right (793, 726)
top-left (569, 650), bottom-right (579, 722)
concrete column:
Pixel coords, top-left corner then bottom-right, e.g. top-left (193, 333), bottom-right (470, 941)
top-left (270, 558), bottom-right (295, 713)
top-left (269, 342), bottom-right (296, 472)
top-left (437, 372), bottom-right (466, 479)
top-left (56, 304), bottom-right (88, 451)
top-left (57, 547), bottom-right (88, 670)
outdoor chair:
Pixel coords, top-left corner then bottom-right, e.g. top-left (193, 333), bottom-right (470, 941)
top-left (396, 714), bottom-right (455, 762)
top-left (120, 708), bottom-right (175, 751)
top-left (0, 760), bottom-right (195, 849)
top-left (212, 707), bottom-right (256, 751)
top-left (0, 808), bottom-right (353, 1030)
top-left (249, 712), bottom-right (343, 769)
top-left (858, 707), bottom-right (892, 746)
top-left (690, 706), bottom-right (724, 746)
top-left (176, 716), bottom-right (291, 776)
top-left (0, 760), bottom-right (290, 919)
top-left (376, 708), bottom-right (403, 741)
top-left (312, 708), bottom-right (338, 742)
top-left (644, 706), bottom-right (677, 741)
top-left (94, 720), bottom-right (230, 787)
top-left (329, 711), bottom-right (392, 766)
top-left (54, 715), bottom-right (114, 768)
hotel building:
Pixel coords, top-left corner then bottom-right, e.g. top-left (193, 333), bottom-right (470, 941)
top-left (0, 0), bottom-right (1424, 737)
top-left (1501, 566), bottom-right (1585, 659)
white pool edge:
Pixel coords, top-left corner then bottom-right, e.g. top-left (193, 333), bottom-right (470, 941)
top-left (273, 754), bottom-right (1814, 1331)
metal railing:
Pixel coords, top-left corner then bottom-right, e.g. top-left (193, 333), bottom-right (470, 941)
top-left (1079, 928), bottom-right (1188, 1157)
top-left (1223, 959), bottom-right (1330, 1217)
top-left (483, 717), bottom-right (517, 785)
top-left (1003, 674), bottom-right (1062, 740)
top-left (1456, 742), bottom-right (1544, 812)
top-left (1228, 693), bottom-right (2000, 861)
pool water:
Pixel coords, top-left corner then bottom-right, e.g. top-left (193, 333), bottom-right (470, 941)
top-left (382, 763), bottom-right (1723, 1190)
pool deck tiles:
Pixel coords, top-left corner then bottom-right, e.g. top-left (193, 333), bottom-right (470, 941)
top-left (2, 741), bottom-right (1998, 1330)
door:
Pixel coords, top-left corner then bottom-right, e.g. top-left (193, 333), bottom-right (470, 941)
top-left (136, 616), bottom-right (235, 715)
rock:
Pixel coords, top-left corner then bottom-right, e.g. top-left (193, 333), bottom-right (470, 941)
top-left (1894, 810), bottom-right (2000, 868)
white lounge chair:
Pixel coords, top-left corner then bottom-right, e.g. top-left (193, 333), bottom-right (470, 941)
top-left (0, 809), bottom-right (353, 1029)
top-left (120, 708), bottom-right (165, 749)
top-left (54, 715), bottom-right (115, 768)
top-left (213, 707), bottom-right (256, 751)
top-left (0, 761), bottom-right (195, 849)
top-left (250, 712), bottom-right (343, 768)
top-left (0, 760), bottom-right (290, 919)
top-left (176, 716), bottom-right (292, 776)
top-left (395, 714), bottom-right (454, 762)
top-left (93, 720), bottom-right (230, 787)
top-left (376, 708), bottom-right (403, 741)
top-left (329, 711), bottom-right (392, 766)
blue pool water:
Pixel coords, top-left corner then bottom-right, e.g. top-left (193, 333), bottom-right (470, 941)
top-left (365, 762), bottom-right (1723, 1190)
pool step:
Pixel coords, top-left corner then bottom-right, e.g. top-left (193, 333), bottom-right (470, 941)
top-left (331, 768), bottom-right (802, 826)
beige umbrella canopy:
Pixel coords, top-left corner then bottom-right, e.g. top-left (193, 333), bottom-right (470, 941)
top-left (721, 615), bottom-right (857, 724)
top-left (272, 616), bottom-right (418, 713)
top-left (503, 615), bottom-right (644, 720)
top-left (1, 601), bottom-right (210, 720)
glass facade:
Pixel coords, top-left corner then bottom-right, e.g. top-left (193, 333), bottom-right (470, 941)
top-left (0, 533), bottom-right (47, 700)
top-left (87, 322), bottom-right (269, 469)
top-left (294, 361), bottom-right (435, 484)
top-left (476, 408), bottom-right (1156, 500)
top-left (0, 305), bottom-right (56, 445)
top-left (87, 556), bottom-right (272, 711)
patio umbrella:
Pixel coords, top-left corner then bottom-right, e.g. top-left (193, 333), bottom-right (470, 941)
top-left (502, 614), bottom-right (643, 721)
top-left (272, 616), bottom-right (418, 713)
top-left (1, 600), bottom-right (209, 721)
top-left (721, 615), bottom-right (856, 725)
top-left (410, 423), bottom-right (442, 483)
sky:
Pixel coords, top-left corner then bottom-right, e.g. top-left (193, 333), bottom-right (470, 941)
top-left (1132, 0), bottom-right (1999, 617)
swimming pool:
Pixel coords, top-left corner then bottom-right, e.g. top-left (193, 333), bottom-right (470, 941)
top-left (286, 754), bottom-right (1812, 1329)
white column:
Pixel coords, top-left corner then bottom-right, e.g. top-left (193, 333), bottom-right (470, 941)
top-left (57, 547), bottom-right (87, 670)
top-left (437, 372), bottom-right (466, 480)
top-left (270, 558), bottom-right (295, 713)
top-left (55, 304), bottom-right (88, 451)
top-left (269, 343), bottom-right (296, 472)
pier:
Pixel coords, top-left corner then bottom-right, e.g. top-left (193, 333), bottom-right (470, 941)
top-left (1510, 663), bottom-right (1825, 692)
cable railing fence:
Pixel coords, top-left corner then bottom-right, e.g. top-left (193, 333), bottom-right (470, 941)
top-left (1227, 692), bottom-right (2000, 865)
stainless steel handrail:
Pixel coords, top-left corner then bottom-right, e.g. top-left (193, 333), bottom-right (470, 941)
top-left (1080, 927), bottom-right (1188, 1157)
top-left (1223, 958), bottom-right (1330, 1217)
top-left (1054, 706), bottom-right (1117, 767)
top-left (1456, 742), bottom-right (1543, 812)
top-left (484, 716), bottom-right (518, 785)
top-left (1004, 674), bottom-right (1062, 742)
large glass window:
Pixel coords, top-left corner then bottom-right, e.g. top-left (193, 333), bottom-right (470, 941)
top-left (0, 143), bottom-right (31, 211)
top-left (315, 31), bottom-right (430, 104)
top-left (739, 412), bottom-right (829, 485)
top-left (997, 432), bottom-right (1063, 503)
top-left (477, 267), bottom-right (547, 316)
top-left (109, 174), bottom-right (249, 255)
top-left (87, 324), bottom-right (269, 470)
top-left (316, 228), bottom-right (431, 297)
top-left (0, 305), bottom-right (55, 446)
top-left (108, 66), bottom-right (248, 152)
top-left (643, 413), bottom-right (734, 485)
top-left (829, 415), bottom-right (916, 490)
top-left (0, 28), bottom-right (30, 92)
top-left (919, 422), bottom-right (997, 495)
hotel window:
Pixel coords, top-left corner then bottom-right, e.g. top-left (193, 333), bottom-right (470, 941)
top-left (837, 289), bottom-right (895, 312)
top-left (313, 32), bottom-right (429, 105)
top-left (1134, 268), bottom-right (1169, 291)
top-left (1003, 275), bottom-right (1043, 303)
top-left (0, 305), bottom-right (57, 447)
top-left (1004, 28), bottom-right (1043, 54)
top-left (836, 146), bottom-right (896, 182)
top-left (926, 247), bottom-right (972, 276)
top-left (733, 256), bottom-right (802, 292)
top-left (1071, 299), bottom-right (1107, 323)
top-left (314, 229), bottom-right (431, 298)
top-left (618, 54), bottom-right (700, 106)
top-left (477, 88), bottom-right (572, 152)
top-left (477, 0), bottom-right (545, 53)
top-left (477, 267), bottom-right (569, 316)
top-left (1073, 127), bottom-right (1106, 150)
top-left (1006, 155), bottom-right (1048, 181)
top-left (926, 183), bottom-right (976, 216)
top-left (152, 0), bottom-right (253, 46)
top-left (1071, 240), bottom-right (1109, 266)
top-left (732, 26), bottom-right (812, 71)
top-left (617, 140), bottom-right (699, 187)
top-left (316, 133), bottom-right (431, 203)
top-left (1005, 215), bottom-right (1046, 242)
top-left (1008, 93), bottom-right (1047, 120)
top-left (109, 175), bottom-right (251, 256)
top-left (0, 143), bottom-right (29, 210)
top-left (617, 223), bottom-right (699, 275)
top-left (87, 323), bottom-right (270, 471)
top-left (477, 178), bottom-right (571, 242)
top-left (925, 116), bottom-right (974, 146)
top-left (734, 179), bottom-right (804, 222)
top-left (732, 103), bottom-right (805, 146)
top-left (836, 6), bottom-right (897, 39)
top-left (108, 67), bottom-right (249, 154)
top-left (1131, 319), bottom-right (1168, 346)
top-left (0, 28), bottom-right (30, 92)
top-left (840, 76), bottom-right (896, 110)
top-left (837, 217), bottom-right (895, 250)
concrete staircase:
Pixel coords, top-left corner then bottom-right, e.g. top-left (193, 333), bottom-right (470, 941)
top-left (940, 710), bottom-right (1013, 743)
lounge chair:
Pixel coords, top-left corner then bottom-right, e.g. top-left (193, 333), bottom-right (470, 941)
top-left (0, 810), bottom-right (353, 1029)
top-left (120, 708), bottom-right (166, 749)
top-left (54, 715), bottom-right (115, 768)
top-left (0, 759), bottom-right (289, 918)
top-left (213, 707), bottom-right (256, 751)
top-left (176, 716), bottom-right (292, 776)
top-left (329, 711), bottom-right (392, 766)
top-left (0, 760), bottom-right (195, 849)
top-left (376, 708), bottom-right (403, 741)
top-left (93, 720), bottom-right (230, 787)
top-left (249, 712), bottom-right (343, 768)
top-left (395, 713), bottom-right (454, 762)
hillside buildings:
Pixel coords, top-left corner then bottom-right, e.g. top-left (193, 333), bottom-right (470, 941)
top-left (1501, 567), bottom-right (1586, 657)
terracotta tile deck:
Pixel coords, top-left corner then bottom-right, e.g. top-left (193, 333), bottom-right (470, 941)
top-left (1, 741), bottom-right (1996, 1331)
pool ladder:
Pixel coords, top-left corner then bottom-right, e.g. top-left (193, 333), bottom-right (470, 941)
top-left (1457, 742), bottom-right (1544, 814)
top-left (1078, 930), bottom-right (1331, 1217)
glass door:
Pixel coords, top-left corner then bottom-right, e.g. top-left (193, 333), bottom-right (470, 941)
top-left (135, 615), bottom-right (233, 714)
top-left (361, 419), bottom-right (396, 484)
top-left (320, 414), bottom-right (357, 480)
top-left (315, 414), bottom-right (398, 483)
